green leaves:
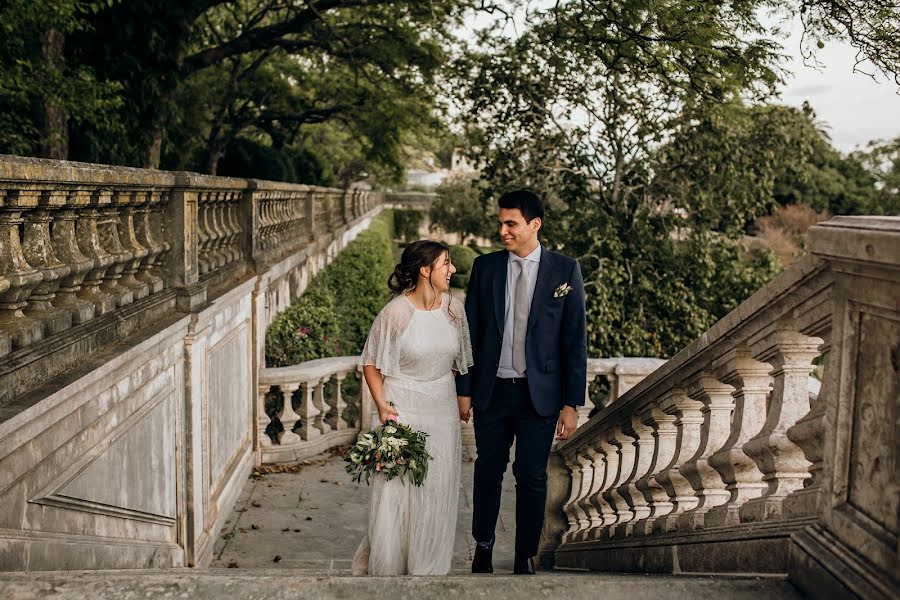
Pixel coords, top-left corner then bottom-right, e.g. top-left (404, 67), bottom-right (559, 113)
top-left (345, 421), bottom-right (431, 487)
top-left (264, 210), bottom-right (396, 367)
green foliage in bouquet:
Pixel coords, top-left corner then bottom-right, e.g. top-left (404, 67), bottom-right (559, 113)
top-left (345, 419), bottom-right (431, 487)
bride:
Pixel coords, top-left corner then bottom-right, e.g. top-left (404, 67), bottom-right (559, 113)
top-left (351, 240), bottom-right (473, 576)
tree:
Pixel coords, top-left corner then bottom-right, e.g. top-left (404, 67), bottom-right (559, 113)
top-left (0, 0), bottom-right (122, 158)
top-left (431, 175), bottom-right (495, 243)
top-left (788, 0), bottom-right (900, 86)
top-left (67, 0), bottom-right (475, 169)
top-left (852, 137), bottom-right (900, 215)
top-left (454, 1), bottom-right (787, 357)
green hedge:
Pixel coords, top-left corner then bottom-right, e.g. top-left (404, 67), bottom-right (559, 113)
top-left (394, 208), bottom-right (423, 242)
top-left (450, 244), bottom-right (477, 274)
top-left (265, 210), bottom-right (396, 367)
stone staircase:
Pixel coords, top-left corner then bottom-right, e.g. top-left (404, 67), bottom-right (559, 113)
top-left (1, 569), bottom-right (802, 600)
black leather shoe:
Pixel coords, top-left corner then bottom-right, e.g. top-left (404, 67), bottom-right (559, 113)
top-left (513, 554), bottom-right (536, 575)
top-left (472, 541), bottom-right (494, 573)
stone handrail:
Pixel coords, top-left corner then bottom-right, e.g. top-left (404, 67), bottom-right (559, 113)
top-left (0, 155), bottom-right (383, 407)
top-left (258, 356), bottom-right (667, 465)
top-left (545, 216), bottom-right (899, 598)
top-left (258, 356), bottom-right (366, 464)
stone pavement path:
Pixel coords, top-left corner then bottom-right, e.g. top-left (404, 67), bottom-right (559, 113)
top-left (211, 449), bottom-right (519, 573)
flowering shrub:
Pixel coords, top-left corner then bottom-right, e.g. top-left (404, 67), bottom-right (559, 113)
top-left (265, 210), bottom-right (395, 367)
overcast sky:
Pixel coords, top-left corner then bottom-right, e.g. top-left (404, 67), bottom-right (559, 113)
top-left (773, 16), bottom-right (899, 152)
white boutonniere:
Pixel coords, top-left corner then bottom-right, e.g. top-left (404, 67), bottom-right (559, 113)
top-left (553, 282), bottom-right (573, 298)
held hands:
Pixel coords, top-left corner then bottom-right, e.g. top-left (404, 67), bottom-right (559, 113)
top-left (457, 395), bottom-right (472, 423)
top-left (556, 405), bottom-right (578, 440)
top-left (377, 402), bottom-right (400, 425)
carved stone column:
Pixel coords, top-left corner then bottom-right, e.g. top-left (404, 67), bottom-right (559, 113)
top-left (279, 383), bottom-right (304, 444)
top-left (783, 351), bottom-right (830, 519)
top-left (0, 206), bottom-right (44, 348)
top-left (574, 442), bottom-right (607, 541)
top-left (705, 349), bottom-right (772, 527)
top-left (296, 380), bottom-right (321, 441)
top-left (677, 374), bottom-right (735, 531)
top-left (21, 206), bottom-right (72, 335)
top-left (313, 377), bottom-right (332, 435)
top-left (50, 208), bottom-right (96, 324)
top-left (633, 405), bottom-right (678, 535)
top-left (561, 453), bottom-right (587, 544)
top-left (327, 372), bottom-right (349, 430)
top-left (0, 276), bottom-right (9, 356)
top-left (75, 201), bottom-right (116, 314)
top-left (258, 385), bottom-right (272, 449)
top-left (651, 388), bottom-right (704, 533)
top-left (97, 202), bottom-right (135, 307)
top-left (587, 437), bottom-right (619, 538)
top-left (614, 415), bottom-right (655, 536)
top-left (740, 330), bottom-right (823, 522)
top-left (116, 199), bottom-right (150, 301)
top-left (134, 192), bottom-right (165, 294)
top-left (605, 425), bottom-right (637, 527)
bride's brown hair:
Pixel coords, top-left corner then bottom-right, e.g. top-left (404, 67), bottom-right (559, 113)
top-left (388, 240), bottom-right (450, 296)
top-left (388, 240), bottom-right (459, 322)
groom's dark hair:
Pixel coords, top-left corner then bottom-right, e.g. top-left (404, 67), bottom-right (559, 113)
top-left (498, 189), bottom-right (544, 223)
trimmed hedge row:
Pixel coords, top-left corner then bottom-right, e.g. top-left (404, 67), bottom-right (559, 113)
top-left (265, 210), bottom-right (396, 367)
top-left (450, 244), bottom-right (477, 289)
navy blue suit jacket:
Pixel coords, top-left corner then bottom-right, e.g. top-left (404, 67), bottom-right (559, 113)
top-left (455, 246), bottom-right (587, 417)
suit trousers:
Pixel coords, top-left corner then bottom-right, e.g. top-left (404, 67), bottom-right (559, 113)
top-left (471, 378), bottom-right (558, 557)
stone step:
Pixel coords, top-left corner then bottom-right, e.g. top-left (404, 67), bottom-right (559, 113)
top-left (1, 569), bottom-right (803, 600)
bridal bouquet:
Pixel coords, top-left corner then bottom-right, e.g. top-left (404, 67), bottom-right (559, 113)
top-left (344, 416), bottom-right (431, 487)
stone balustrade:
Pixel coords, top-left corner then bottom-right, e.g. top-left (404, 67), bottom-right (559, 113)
top-left (258, 357), bottom-right (366, 464)
top-left (0, 155), bottom-right (381, 410)
top-left (542, 216), bottom-right (899, 599)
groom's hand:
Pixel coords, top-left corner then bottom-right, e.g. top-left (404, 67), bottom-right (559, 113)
top-left (556, 405), bottom-right (578, 440)
top-left (457, 395), bottom-right (472, 423)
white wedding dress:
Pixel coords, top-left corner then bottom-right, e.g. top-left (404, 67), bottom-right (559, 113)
top-left (352, 292), bottom-right (473, 576)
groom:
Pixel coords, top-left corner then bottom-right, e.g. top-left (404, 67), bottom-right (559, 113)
top-left (456, 189), bottom-right (587, 575)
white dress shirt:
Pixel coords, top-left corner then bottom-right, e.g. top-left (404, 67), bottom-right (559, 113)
top-left (497, 244), bottom-right (541, 378)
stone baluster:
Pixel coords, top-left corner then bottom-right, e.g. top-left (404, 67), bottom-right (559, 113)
top-left (704, 349), bottom-right (773, 527)
top-left (604, 425), bottom-right (637, 527)
top-left (676, 374), bottom-right (735, 531)
top-left (740, 330), bottom-right (823, 523)
top-left (21, 203), bottom-right (72, 335)
top-left (133, 192), bottom-right (165, 294)
top-left (313, 376), bottom-right (332, 434)
top-left (226, 195), bottom-right (242, 263)
top-left (632, 404), bottom-right (678, 535)
top-left (650, 388), bottom-right (704, 533)
top-left (587, 436), bottom-right (619, 537)
top-left (116, 195), bottom-right (150, 301)
top-left (258, 385), bottom-right (273, 448)
top-left (50, 206), bottom-right (96, 324)
top-left (327, 371), bottom-right (349, 430)
top-left (277, 383), bottom-right (303, 445)
top-left (296, 380), bottom-right (321, 441)
top-left (561, 452), bottom-right (592, 543)
top-left (197, 194), bottom-right (213, 274)
top-left (215, 194), bottom-right (235, 265)
top-left (0, 203), bottom-right (44, 348)
top-left (573, 442), bottom-right (608, 541)
top-left (209, 194), bottom-right (228, 269)
top-left (614, 416), bottom-right (655, 536)
top-left (783, 349), bottom-right (829, 519)
top-left (0, 276), bottom-right (9, 356)
top-left (257, 195), bottom-right (270, 251)
top-left (97, 201), bottom-right (134, 307)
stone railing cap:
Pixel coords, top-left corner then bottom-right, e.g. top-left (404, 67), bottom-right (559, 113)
top-left (260, 356), bottom-right (361, 385)
top-left (808, 215), bottom-right (900, 268)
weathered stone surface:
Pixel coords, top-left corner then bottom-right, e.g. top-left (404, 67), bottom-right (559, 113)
top-left (0, 570), bottom-right (802, 600)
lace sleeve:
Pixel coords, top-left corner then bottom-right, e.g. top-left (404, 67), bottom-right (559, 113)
top-left (450, 296), bottom-right (474, 375)
top-left (360, 296), bottom-right (413, 378)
